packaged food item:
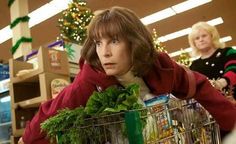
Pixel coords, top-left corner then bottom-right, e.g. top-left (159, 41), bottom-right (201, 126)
top-left (144, 94), bottom-right (174, 142)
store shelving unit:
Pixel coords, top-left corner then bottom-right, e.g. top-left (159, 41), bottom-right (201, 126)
top-left (9, 47), bottom-right (70, 143)
top-left (0, 78), bottom-right (11, 144)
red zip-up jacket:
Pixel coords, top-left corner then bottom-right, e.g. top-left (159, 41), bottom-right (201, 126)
top-left (22, 53), bottom-right (236, 143)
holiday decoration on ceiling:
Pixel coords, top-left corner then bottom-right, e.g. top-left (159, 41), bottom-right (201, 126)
top-left (58, 0), bottom-right (94, 45)
top-left (177, 49), bottom-right (191, 67)
top-left (152, 28), bottom-right (167, 53)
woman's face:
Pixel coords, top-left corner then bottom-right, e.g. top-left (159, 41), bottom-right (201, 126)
top-left (95, 36), bottom-right (132, 76)
top-left (193, 29), bottom-right (214, 51)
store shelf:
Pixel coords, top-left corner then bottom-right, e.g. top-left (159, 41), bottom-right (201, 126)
top-left (0, 79), bottom-right (11, 144)
top-left (10, 135), bottom-right (21, 144)
top-left (10, 73), bottom-right (70, 106)
top-left (69, 62), bottom-right (79, 77)
top-left (9, 47), bottom-right (69, 82)
top-left (0, 121), bottom-right (11, 127)
top-left (13, 128), bottom-right (24, 137)
top-left (9, 47), bottom-right (71, 138)
top-left (10, 69), bottom-right (42, 84)
top-left (11, 107), bottom-right (38, 136)
top-left (13, 97), bottom-right (42, 108)
top-left (0, 139), bottom-right (10, 144)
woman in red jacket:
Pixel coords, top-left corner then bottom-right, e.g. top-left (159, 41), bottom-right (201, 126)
top-left (19, 6), bottom-right (236, 144)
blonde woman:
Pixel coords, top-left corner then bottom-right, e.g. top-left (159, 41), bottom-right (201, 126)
top-left (189, 21), bottom-right (236, 138)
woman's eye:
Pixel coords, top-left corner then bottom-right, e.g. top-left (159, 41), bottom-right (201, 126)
top-left (95, 41), bottom-right (101, 47)
top-left (195, 37), bottom-right (200, 40)
top-left (111, 38), bottom-right (119, 44)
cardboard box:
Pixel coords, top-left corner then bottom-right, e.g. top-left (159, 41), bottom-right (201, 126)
top-left (9, 47), bottom-right (69, 83)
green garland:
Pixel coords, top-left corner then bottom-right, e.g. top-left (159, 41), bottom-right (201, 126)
top-left (7, 0), bottom-right (33, 56)
top-left (11, 37), bottom-right (32, 54)
top-left (64, 43), bottom-right (75, 60)
top-left (10, 16), bottom-right (30, 29)
top-left (8, 0), bottom-right (15, 7)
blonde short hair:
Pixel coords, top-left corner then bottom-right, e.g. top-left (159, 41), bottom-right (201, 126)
top-left (188, 21), bottom-right (225, 57)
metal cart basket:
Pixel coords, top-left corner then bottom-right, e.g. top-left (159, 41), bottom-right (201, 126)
top-left (57, 98), bottom-right (221, 144)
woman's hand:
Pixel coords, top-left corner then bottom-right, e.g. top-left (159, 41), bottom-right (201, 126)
top-left (226, 96), bottom-right (236, 104)
top-left (210, 78), bottom-right (228, 91)
top-left (18, 137), bottom-right (24, 144)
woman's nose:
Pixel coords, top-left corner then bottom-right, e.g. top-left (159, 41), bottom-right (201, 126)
top-left (199, 36), bottom-right (204, 41)
top-left (103, 45), bottom-right (112, 57)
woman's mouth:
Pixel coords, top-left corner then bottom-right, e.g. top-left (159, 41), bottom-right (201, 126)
top-left (103, 63), bottom-right (115, 69)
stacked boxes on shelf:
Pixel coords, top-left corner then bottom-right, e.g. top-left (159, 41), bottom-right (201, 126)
top-left (9, 47), bottom-right (70, 143)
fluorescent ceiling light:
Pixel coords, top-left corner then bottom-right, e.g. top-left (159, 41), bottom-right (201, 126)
top-left (172, 0), bottom-right (212, 13)
top-left (0, 0), bottom-right (213, 44)
top-left (0, 0), bottom-right (70, 44)
top-left (220, 36), bottom-right (232, 42)
top-left (169, 47), bottom-right (192, 57)
top-left (141, 0), bottom-right (212, 25)
top-left (0, 26), bottom-right (12, 43)
top-left (158, 28), bottom-right (192, 42)
top-left (29, 0), bottom-right (70, 28)
top-left (207, 17), bottom-right (223, 26)
top-left (158, 17), bottom-right (223, 42)
top-left (141, 8), bottom-right (176, 25)
top-left (170, 36), bottom-right (232, 58)
top-left (0, 96), bottom-right (10, 103)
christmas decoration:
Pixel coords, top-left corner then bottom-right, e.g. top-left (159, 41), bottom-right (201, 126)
top-left (177, 49), bottom-right (191, 67)
top-left (152, 28), bottom-right (167, 53)
top-left (58, 0), bottom-right (93, 45)
top-left (8, 0), bottom-right (15, 7)
top-left (10, 16), bottom-right (30, 29)
top-left (11, 37), bottom-right (32, 54)
top-left (64, 43), bottom-right (75, 60)
top-left (8, 0), bottom-right (32, 55)
top-left (48, 40), bottom-right (76, 61)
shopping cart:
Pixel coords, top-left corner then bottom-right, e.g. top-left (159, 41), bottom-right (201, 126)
top-left (57, 97), bottom-right (221, 144)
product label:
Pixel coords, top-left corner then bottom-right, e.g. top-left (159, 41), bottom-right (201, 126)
top-left (48, 50), bottom-right (61, 69)
top-left (51, 79), bottom-right (70, 98)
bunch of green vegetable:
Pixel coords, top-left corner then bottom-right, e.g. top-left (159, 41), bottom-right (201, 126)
top-left (85, 84), bottom-right (143, 115)
top-left (41, 84), bottom-right (146, 144)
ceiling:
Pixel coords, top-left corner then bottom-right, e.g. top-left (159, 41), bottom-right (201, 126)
top-left (0, 0), bottom-right (236, 63)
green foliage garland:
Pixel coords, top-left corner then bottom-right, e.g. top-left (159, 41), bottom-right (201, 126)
top-left (64, 43), bottom-right (75, 60)
top-left (7, 0), bottom-right (32, 56)
top-left (8, 0), bottom-right (15, 7)
top-left (10, 16), bottom-right (30, 29)
top-left (58, 0), bottom-right (93, 45)
top-left (11, 37), bottom-right (32, 54)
